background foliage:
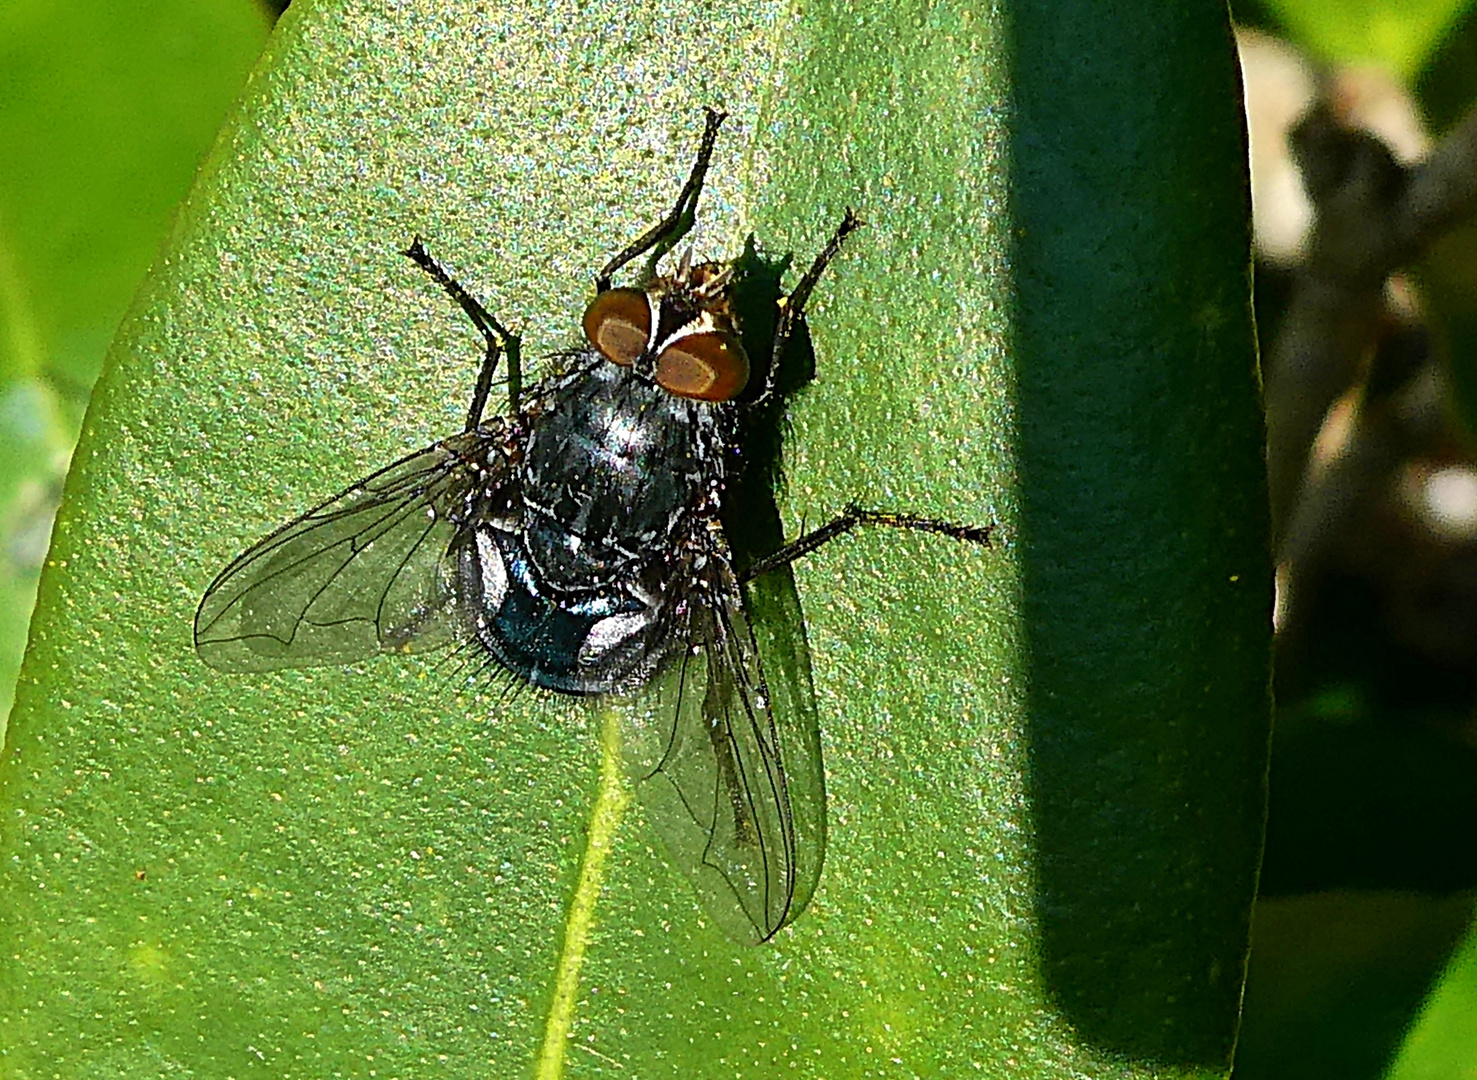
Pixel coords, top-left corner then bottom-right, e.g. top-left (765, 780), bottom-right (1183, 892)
top-left (1235, 1), bottom-right (1477, 1078)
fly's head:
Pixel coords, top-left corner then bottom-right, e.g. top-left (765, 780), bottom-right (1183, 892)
top-left (582, 252), bottom-right (749, 405)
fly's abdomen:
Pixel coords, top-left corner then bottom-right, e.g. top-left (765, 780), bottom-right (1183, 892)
top-left (458, 525), bottom-right (663, 695)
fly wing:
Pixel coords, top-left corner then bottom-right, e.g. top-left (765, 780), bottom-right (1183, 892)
top-left (623, 536), bottom-right (825, 943)
top-left (195, 429), bottom-right (503, 672)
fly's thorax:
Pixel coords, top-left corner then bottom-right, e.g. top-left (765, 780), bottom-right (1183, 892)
top-left (518, 359), bottom-right (729, 593)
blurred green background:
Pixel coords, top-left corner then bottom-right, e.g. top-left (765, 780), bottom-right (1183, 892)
top-left (3, 0), bottom-right (1477, 1075)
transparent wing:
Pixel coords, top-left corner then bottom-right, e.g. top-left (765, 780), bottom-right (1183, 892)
top-left (195, 429), bottom-right (502, 672)
top-left (622, 547), bottom-right (825, 943)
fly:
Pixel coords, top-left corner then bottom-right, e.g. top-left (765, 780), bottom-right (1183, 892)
top-left (194, 109), bottom-right (992, 943)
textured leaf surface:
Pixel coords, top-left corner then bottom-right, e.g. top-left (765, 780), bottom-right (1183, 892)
top-left (0, 1), bottom-right (1268, 1075)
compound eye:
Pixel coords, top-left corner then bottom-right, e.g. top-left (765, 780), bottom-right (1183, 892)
top-left (655, 332), bottom-right (750, 402)
top-left (583, 288), bottom-right (651, 367)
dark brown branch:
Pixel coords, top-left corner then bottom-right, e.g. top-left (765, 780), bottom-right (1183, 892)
top-left (1394, 100), bottom-right (1477, 259)
top-left (1267, 99), bottom-right (1477, 551)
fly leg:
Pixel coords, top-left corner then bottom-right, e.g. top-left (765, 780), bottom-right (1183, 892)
top-left (740, 503), bottom-right (993, 583)
top-left (404, 237), bottom-right (523, 426)
top-left (749, 208), bottom-right (865, 406)
top-left (596, 107), bottom-right (727, 291)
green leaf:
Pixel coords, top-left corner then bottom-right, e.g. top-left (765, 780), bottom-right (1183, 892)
top-left (1261, 0), bottom-right (1475, 79)
top-left (0, 1), bottom-right (1269, 1076)
top-left (1385, 913), bottom-right (1477, 1080)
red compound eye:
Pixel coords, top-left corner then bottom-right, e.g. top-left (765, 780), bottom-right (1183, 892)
top-left (583, 288), bottom-right (650, 367)
top-left (655, 331), bottom-right (750, 402)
